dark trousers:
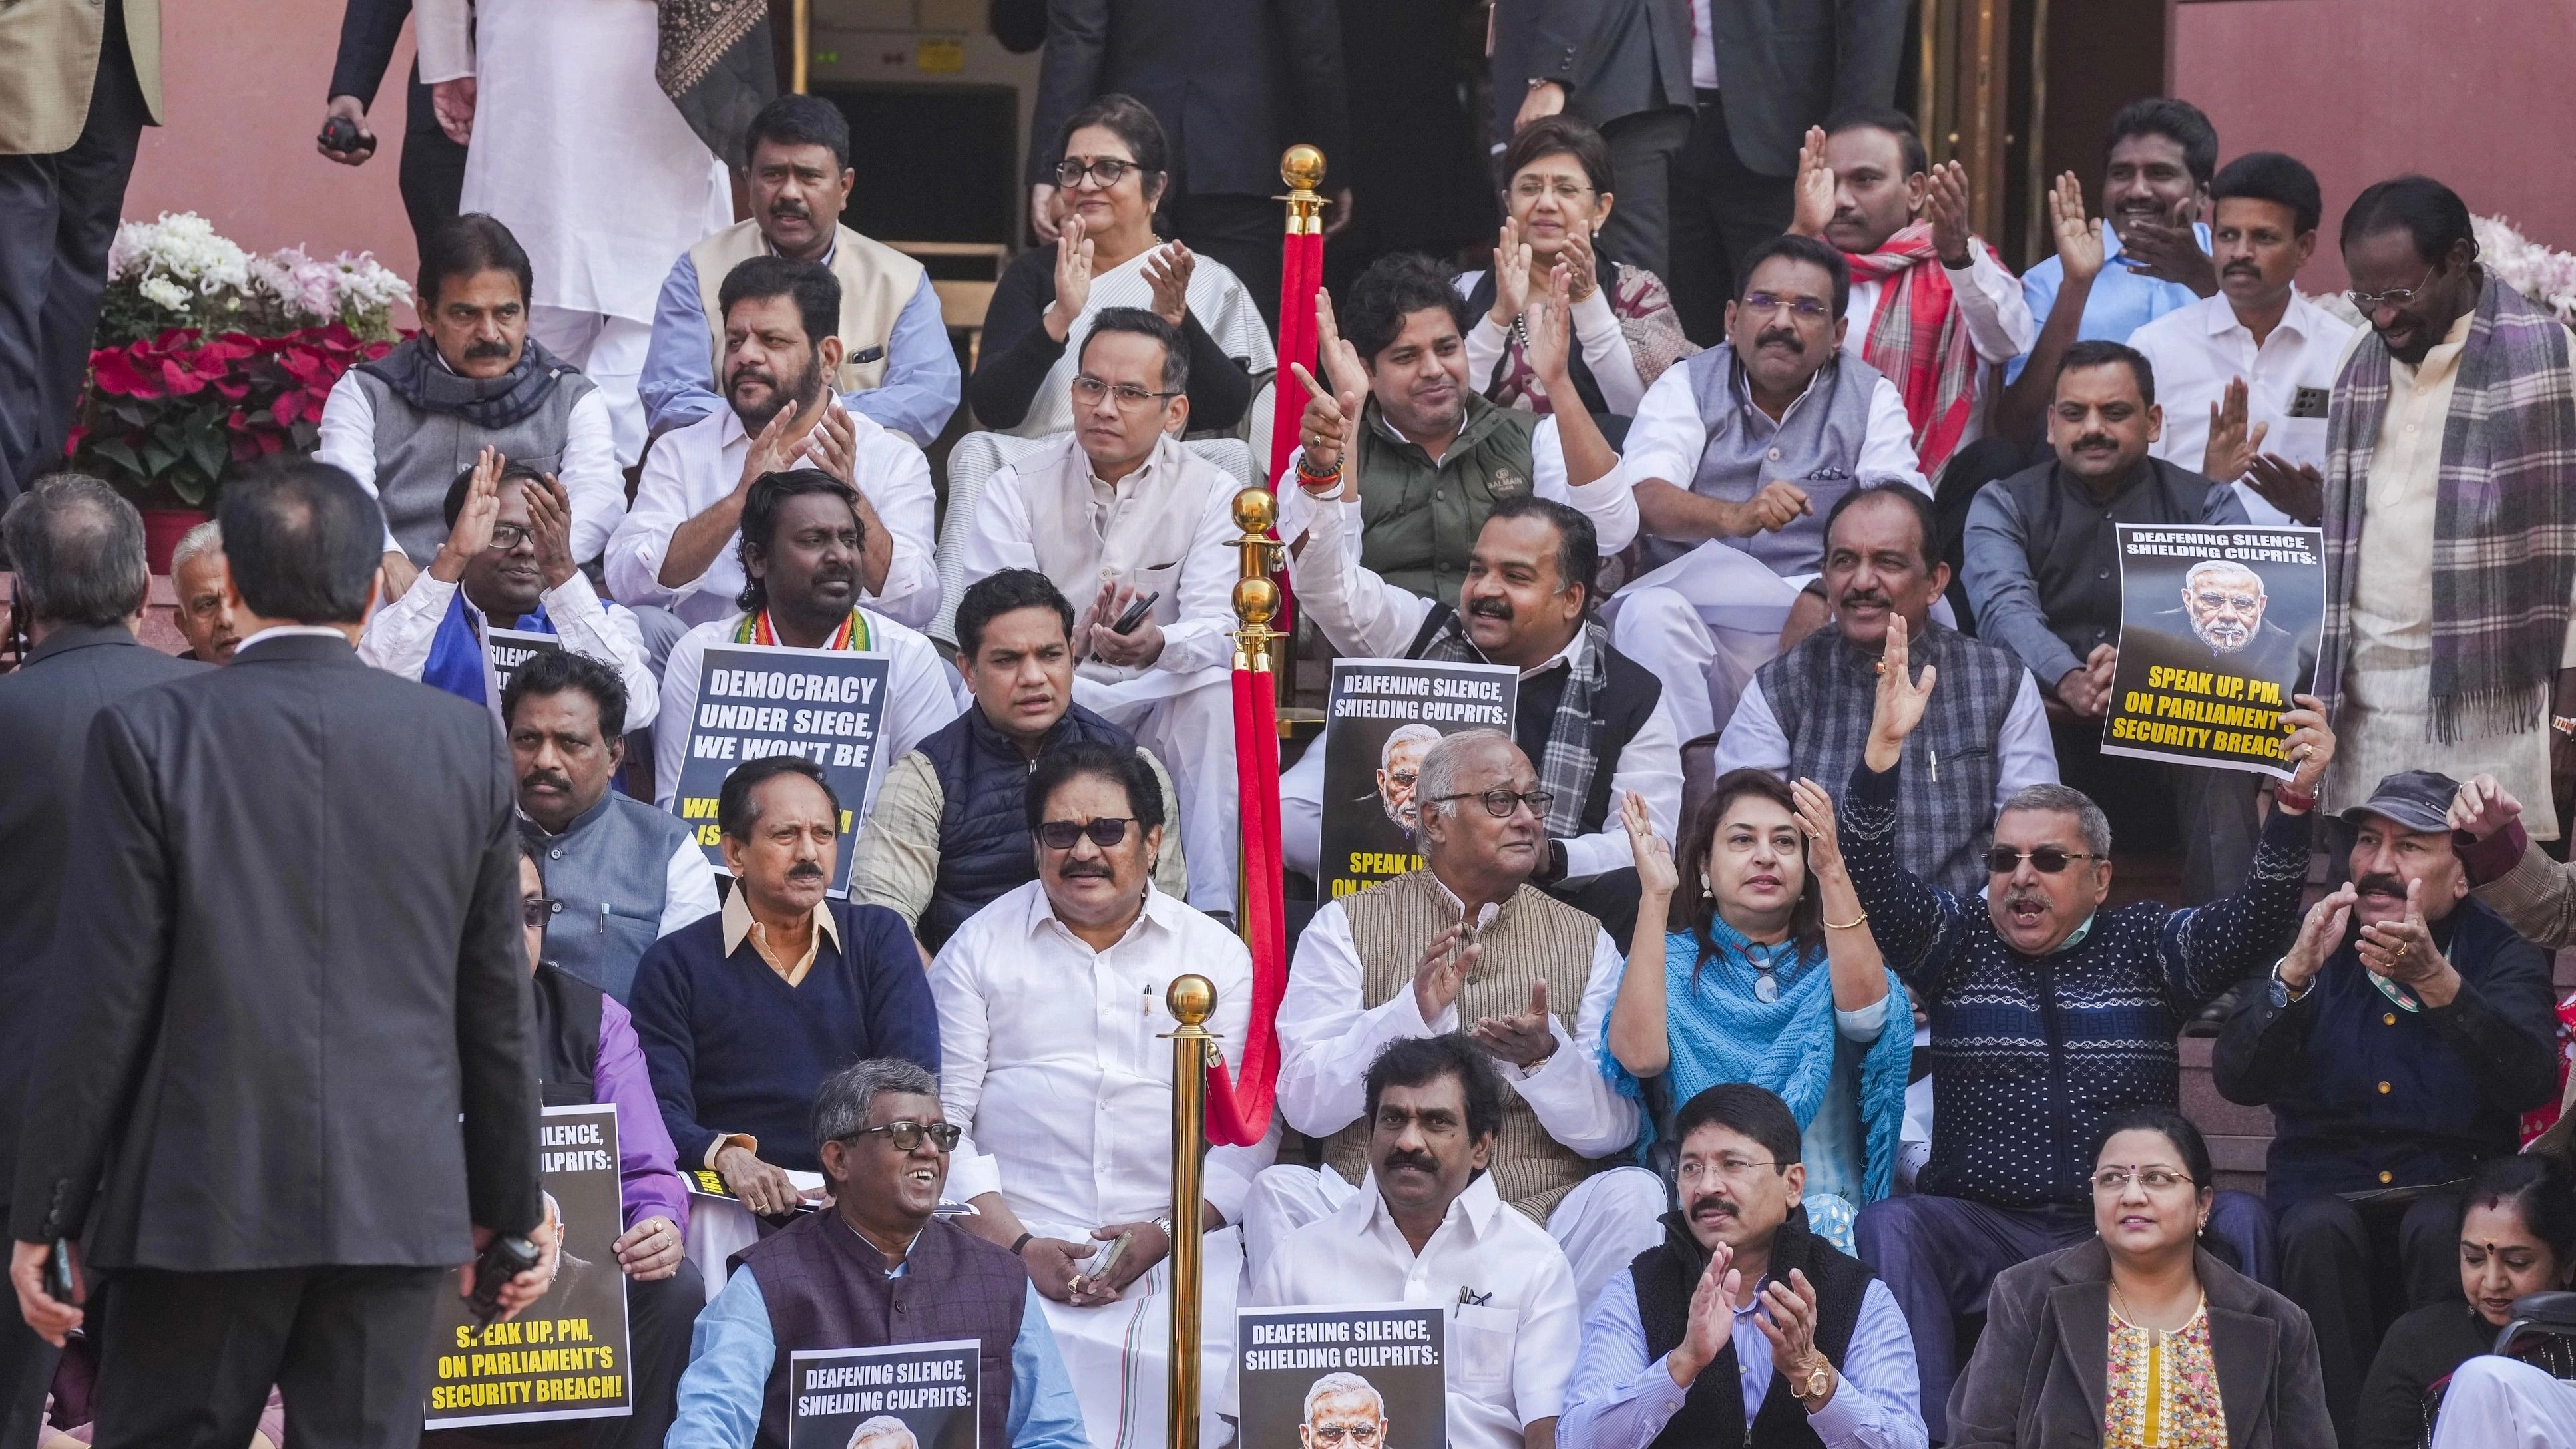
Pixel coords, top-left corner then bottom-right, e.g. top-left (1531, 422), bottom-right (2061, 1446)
top-left (2051, 714), bottom-right (2263, 905)
top-left (2278, 1188), bottom-right (2464, 1446)
top-left (1168, 192), bottom-right (1287, 335)
top-left (89, 1264), bottom-right (447, 1449)
top-left (0, 1315), bottom-right (58, 1449)
top-left (1666, 94), bottom-right (1792, 347)
top-left (0, 1), bottom-right (150, 502)
top-left (398, 66), bottom-right (469, 261)
top-left (1594, 108), bottom-right (1693, 284)
top-left (1856, 1190), bottom-right (2276, 1442)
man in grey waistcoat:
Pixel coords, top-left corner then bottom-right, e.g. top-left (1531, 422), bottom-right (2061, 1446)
top-left (1607, 234), bottom-right (1930, 741)
top-left (315, 213), bottom-right (626, 600)
top-left (506, 649), bottom-right (717, 1001)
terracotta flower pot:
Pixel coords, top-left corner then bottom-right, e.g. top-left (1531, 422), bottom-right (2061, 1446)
top-left (140, 505), bottom-right (214, 574)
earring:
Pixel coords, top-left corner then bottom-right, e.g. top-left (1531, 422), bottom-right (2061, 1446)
top-left (1698, 872), bottom-right (1712, 894)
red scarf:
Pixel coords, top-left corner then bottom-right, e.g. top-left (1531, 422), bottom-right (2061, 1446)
top-left (1844, 221), bottom-right (1990, 476)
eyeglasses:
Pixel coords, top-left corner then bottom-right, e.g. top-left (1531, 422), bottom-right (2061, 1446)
top-left (1307, 1425), bottom-right (1385, 1446)
top-left (1037, 817), bottom-right (1134, 851)
top-left (1984, 845), bottom-right (2101, 875)
top-left (2092, 1167), bottom-right (2195, 1193)
top-left (1509, 178), bottom-right (1594, 202)
top-left (848, 1119), bottom-right (963, 1153)
top-left (1054, 157), bottom-right (1139, 190)
top-left (2347, 264), bottom-right (2438, 314)
top-left (1740, 290), bottom-right (1835, 321)
top-left (1432, 787), bottom-right (1554, 819)
top-left (1678, 1155), bottom-right (1785, 1183)
top-left (520, 896), bottom-right (557, 929)
top-left (1071, 375), bottom-right (1180, 411)
top-left (486, 522), bottom-right (533, 551)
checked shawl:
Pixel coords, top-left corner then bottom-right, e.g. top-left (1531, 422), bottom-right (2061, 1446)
top-left (1846, 220), bottom-right (1996, 476)
top-left (2314, 273), bottom-right (2576, 742)
top-left (1415, 608), bottom-right (1607, 841)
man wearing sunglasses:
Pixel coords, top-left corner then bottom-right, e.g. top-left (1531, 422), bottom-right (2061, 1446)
top-left (1840, 615), bottom-right (2336, 1442)
top-left (957, 308), bottom-right (1243, 916)
top-left (667, 1058), bottom-right (1090, 1449)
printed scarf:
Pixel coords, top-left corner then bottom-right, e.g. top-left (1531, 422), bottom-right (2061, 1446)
top-left (1416, 609), bottom-right (1606, 841)
top-left (353, 333), bottom-right (576, 431)
top-left (734, 608), bottom-right (873, 652)
top-left (1844, 221), bottom-right (1989, 476)
top-left (2315, 272), bottom-right (2576, 741)
top-left (655, 0), bottom-right (777, 161)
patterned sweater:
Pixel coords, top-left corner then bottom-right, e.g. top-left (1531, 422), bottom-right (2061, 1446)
top-left (1841, 757), bottom-right (2312, 1208)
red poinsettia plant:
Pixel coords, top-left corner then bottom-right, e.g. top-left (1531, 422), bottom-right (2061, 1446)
top-left (75, 325), bottom-right (393, 507)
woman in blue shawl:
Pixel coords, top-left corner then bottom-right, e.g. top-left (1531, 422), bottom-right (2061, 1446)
top-left (1606, 771), bottom-right (1911, 1253)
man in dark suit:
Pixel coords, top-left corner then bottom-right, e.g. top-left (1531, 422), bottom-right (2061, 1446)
top-left (1024, 0), bottom-right (1351, 329)
top-left (7, 460), bottom-right (551, 1449)
top-left (316, 0), bottom-right (468, 260)
top-left (0, 476), bottom-right (199, 1449)
top-left (1511, 0), bottom-right (1695, 280)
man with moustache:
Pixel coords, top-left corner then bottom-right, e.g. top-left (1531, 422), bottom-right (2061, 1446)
top-left (2132, 152), bottom-right (2356, 527)
top-left (504, 651), bottom-right (717, 1001)
top-left (630, 756), bottom-right (941, 1213)
top-left (2117, 557), bottom-right (2310, 701)
top-left (608, 256), bottom-right (940, 649)
top-left (663, 1058), bottom-right (1091, 1449)
top-left (849, 567), bottom-right (1187, 952)
top-left (168, 520), bottom-right (239, 664)
top-left (2213, 769), bottom-right (2557, 1440)
top-left (1714, 485), bottom-right (2054, 895)
top-left (1251, 1035), bottom-right (1582, 1449)
top-left (1842, 621), bottom-right (2335, 1441)
top-left (358, 453), bottom-right (657, 724)
top-left (316, 214), bottom-right (626, 596)
top-left (642, 95), bottom-right (957, 447)
top-left (2315, 176), bottom-right (2576, 850)
top-left (1963, 341), bottom-right (2259, 903)
top-left (1558, 1083), bottom-right (1926, 1449)
top-left (1608, 233), bottom-right (1928, 743)
top-left (1295, 1376), bottom-right (1390, 1449)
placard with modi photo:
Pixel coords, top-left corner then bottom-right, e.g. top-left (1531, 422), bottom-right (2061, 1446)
top-left (1315, 659), bottom-right (1516, 905)
top-left (669, 642), bottom-right (894, 893)
top-left (787, 1339), bottom-right (980, 1449)
top-left (1237, 1305), bottom-right (1445, 1449)
top-left (2101, 522), bottom-right (2323, 779)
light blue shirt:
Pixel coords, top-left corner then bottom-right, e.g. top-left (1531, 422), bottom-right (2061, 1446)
top-left (1557, 1264), bottom-right (1925, 1449)
top-left (641, 244), bottom-right (961, 445)
top-left (666, 1255), bottom-right (1091, 1449)
top-left (2005, 220), bottom-right (2213, 383)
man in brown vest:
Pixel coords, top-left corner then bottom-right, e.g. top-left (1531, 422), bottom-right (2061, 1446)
top-left (1265, 729), bottom-right (1669, 1309)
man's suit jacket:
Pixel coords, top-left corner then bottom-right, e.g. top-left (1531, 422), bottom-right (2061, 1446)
top-left (0, 0), bottom-right (162, 155)
top-left (1025, 0), bottom-right (1349, 200)
top-left (0, 625), bottom-right (200, 1215)
top-left (10, 633), bottom-right (542, 1271)
top-left (327, 0), bottom-right (412, 111)
top-left (1525, 0), bottom-right (1693, 132)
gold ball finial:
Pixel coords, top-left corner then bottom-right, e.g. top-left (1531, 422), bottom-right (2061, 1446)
top-left (1281, 144), bottom-right (1326, 192)
top-left (1232, 485), bottom-right (1277, 535)
top-left (1233, 576), bottom-right (1279, 627)
top-left (1167, 973), bottom-right (1217, 1026)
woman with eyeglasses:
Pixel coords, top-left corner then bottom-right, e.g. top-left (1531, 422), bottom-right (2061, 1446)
top-left (2355, 1153), bottom-right (2576, 1449)
top-left (968, 93), bottom-right (1272, 438)
top-left (1948, 1108), bottom-right (2332, 1448)
top-left (1607, 772), bottom-right (1911, 1253)
top-left (1452, 116), bottom-right (1695, 420)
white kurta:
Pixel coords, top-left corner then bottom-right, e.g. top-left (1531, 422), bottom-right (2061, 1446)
top-left (417, 0), bottom-right (733, 324)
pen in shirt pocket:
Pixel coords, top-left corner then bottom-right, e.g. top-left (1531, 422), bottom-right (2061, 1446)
top-left (599, 903), bottom-right (608, 934)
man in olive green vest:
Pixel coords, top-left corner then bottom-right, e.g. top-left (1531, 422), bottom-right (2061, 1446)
top-left (1261, 730), bottom-right (1669, 1309)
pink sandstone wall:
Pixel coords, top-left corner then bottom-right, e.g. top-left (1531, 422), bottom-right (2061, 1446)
top-left (123, 0), bottom-right (423, 327)
top-left (2170, 0), bottom-right (2576, 294)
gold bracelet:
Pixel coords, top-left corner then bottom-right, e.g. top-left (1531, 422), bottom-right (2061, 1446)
top-left (1823, 911), bottom-right (1869, 930)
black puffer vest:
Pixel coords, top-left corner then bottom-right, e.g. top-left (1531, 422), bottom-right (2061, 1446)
top-left (915, 702), bottom-right (1139, 949)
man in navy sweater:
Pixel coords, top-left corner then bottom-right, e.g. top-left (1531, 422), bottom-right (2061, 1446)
top-left (630, 755), bottom-right (940, 1215)
top-left (1836, 617), bottom-right (2338, 1441)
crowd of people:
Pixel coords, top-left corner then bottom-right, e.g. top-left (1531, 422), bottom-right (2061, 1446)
top-left (7, 2), bottom-right (2576, 1448)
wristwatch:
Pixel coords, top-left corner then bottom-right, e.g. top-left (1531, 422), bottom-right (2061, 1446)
top-left (1795, 1360), bottom-right (1834, 1406)
top-left (2267, 956), bottom-right (2314, 1009)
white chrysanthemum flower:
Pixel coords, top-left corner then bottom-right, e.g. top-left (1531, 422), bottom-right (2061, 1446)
top-left (138, 275), bottom-right (192, 311)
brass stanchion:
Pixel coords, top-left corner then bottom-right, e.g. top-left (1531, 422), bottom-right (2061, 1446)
top-left (1164, 974), bottom-right (1218, 1449)
top-left (1232, 488), bottom-right (1285, 672)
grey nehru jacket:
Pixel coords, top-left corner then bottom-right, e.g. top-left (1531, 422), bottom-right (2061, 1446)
top-left (1639, 343), bottom-right (1898, 576)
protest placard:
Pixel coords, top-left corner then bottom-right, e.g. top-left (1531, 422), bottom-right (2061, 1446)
top-left (669, 643), bottom-right (893, 892)
top-left (1237, 1305), bottom-right (1444, 1449)
top-left (2101, 523), bottom-right (2324, 779)
top-left (787, 1339), bottom-right (981, 1449)
top-left (1316, 660), bottom-right (1516, 903)
top-left (485, 627), bottom-right (561, 698)
top-left (423, 1103), bottom-right (632, 1429)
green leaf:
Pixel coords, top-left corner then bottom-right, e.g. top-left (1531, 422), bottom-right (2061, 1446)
top-left (185, 430), bottom-right (228, 483)
top-left (171, 472), bottom-right (209, 507)
top-left (140, 439), bottom-right (180, 476)
top-left (92, 438), bottom-right (144, 477)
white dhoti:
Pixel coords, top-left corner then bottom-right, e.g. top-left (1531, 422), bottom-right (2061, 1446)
top-left (1076, 666), bottom-right (1240, 913)
top-left (2428, 1353), bottom-right (2576, 1447)
top-left (1037, 1227), bottom-right (1245, 1449)
top-left (1239, 1163), bottom-right (1666, 1312)
top-left (528, 307), bottom-right (656, 466)
top-left (1609, 542), bottom-right (1815, 745)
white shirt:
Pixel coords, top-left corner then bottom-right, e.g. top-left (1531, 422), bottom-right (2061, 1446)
top-left (1713, 666), bottom-right (2057, 811)
top-left (1250, 1172), bottom-right (1582, 1449)
top-left (355, 569), bottom-right (661, 730)
top-left (1842, 248), bottom-right (2036, 453)
top-left (929, 879), bottom-right (1275, 1233)
top-left (1614, 354), bottom-right (1930, 507)
top-left (314, 365), bottom-right (628, 564)
top-left (1688, 0), bottom-right (1717, 87)
top-left (603, 404), bottom-right (939, 632)
top-left (955, 431), bottom-right (1241, 679)
top-left (2129, 290), bottom-right (2357, 526)
top-left (652, 606), bottom-right (965, 814)
top-left (1272, 413), bottom-right (1639, 555)
top-left (1283, 496), bottom-right (1681, 879)
top-left (1454, 271), bottom-right (1650, 417)
top-left (1275, 878), bottom-right (1639, 1153)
